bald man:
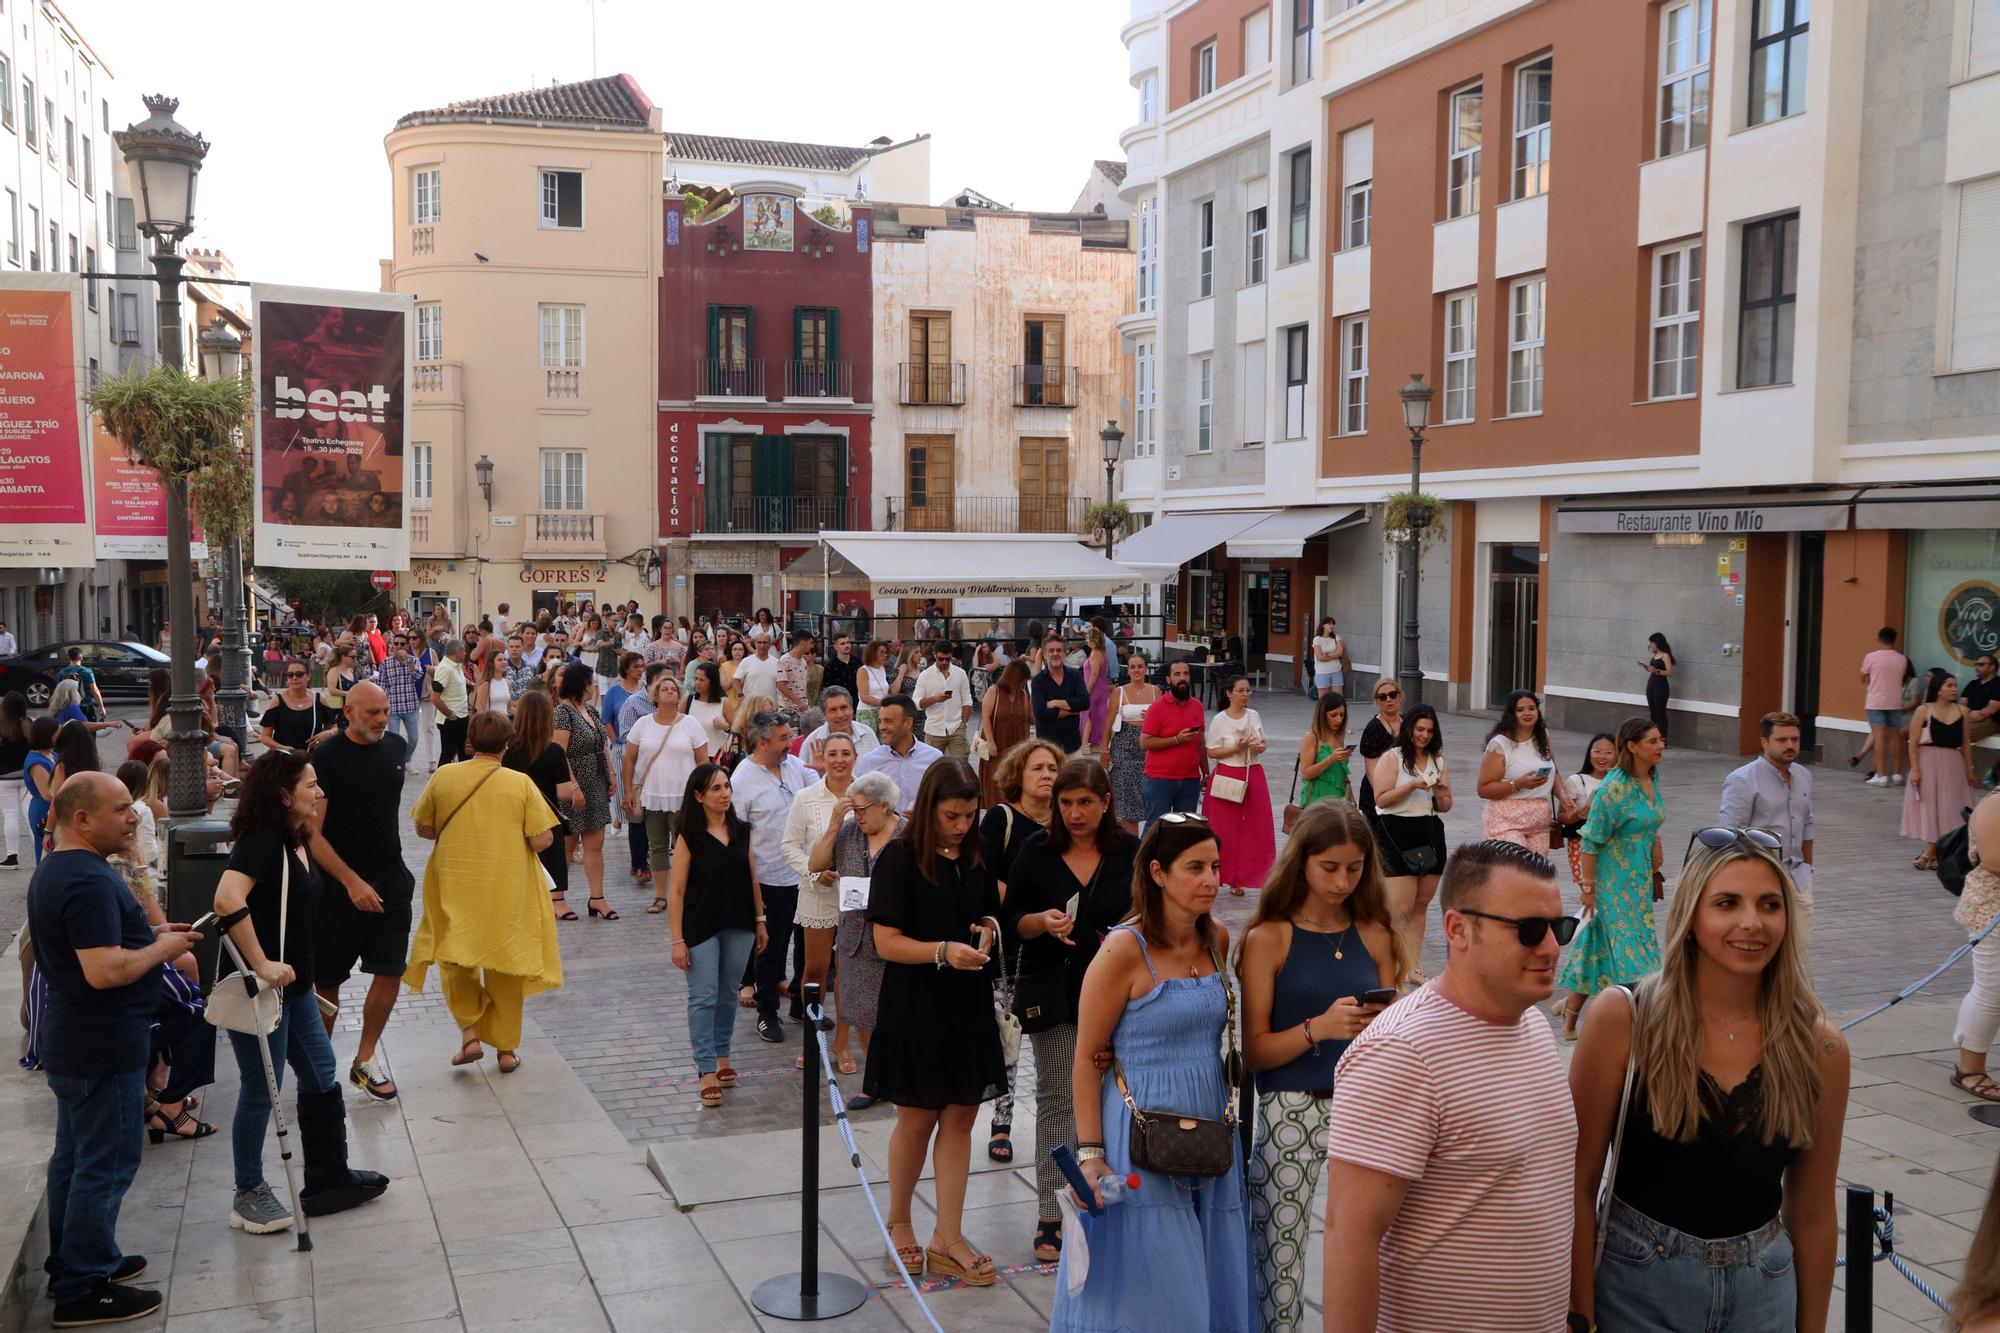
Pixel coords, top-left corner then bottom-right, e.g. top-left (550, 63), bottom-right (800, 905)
top-left (32, 772), bottom-right (199, 1325)
top-left (308, 681), bottom-right (412, 1102)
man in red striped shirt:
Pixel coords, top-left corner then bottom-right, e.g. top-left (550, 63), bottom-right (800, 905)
top-left (1323, 840), bottom-right (1580, 1333)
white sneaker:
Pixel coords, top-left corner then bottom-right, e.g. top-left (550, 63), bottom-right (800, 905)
top-left (1891, 773), bottom-right (1907, 785)
top-left (1865, 775), bottom-right (1890, 787)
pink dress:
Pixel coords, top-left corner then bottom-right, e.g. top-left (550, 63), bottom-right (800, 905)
top-left (1202, 708), bottom-right (1276, 890)
top-left (1084, 650), bottom-right (1112, 749)
top-left (1902, 709), bottom-right (1975, 843)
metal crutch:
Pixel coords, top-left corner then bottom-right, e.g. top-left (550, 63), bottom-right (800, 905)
top-left (214, 935), bottom-right (311, 1252)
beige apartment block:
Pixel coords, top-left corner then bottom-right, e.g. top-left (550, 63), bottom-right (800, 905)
top-left (870, 204), bottom-right (1134, 556)
top-left (382, 75), bottom-right (663, 626)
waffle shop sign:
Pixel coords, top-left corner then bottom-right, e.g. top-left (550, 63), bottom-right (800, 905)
top-left (518, 563), bottom-right (598, 587)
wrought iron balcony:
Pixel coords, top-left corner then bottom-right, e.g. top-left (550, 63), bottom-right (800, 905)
top-left (783, 359), bottom-right (853, 399)
top-left (1013, 364), bottom-right (1079, 407)
top-left (897, 362), bottom-right (966, 406)
top-left (885, 494), bottom-right (1091, 535)
top-left (704, 493), bottom-right (860, 535)
top-left (695, 357), bottom-right (765, 399)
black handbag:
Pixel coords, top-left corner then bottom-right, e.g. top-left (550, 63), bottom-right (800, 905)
top-left (1938, 809), bottom-right (1975, 897)
top-left (1111, 944), bottom-right (1240, 1182)
top-left (1010, 851), bottom-right (1104, 1034)
top-left (1379, 813), bottom-right (1442, 875)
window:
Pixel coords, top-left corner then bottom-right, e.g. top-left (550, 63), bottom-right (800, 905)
top-left (1197, 201), bottom-right (1215, 297)
top-left (115, 198), bottom-right (136, 251)
top-left (1139, 75), bottom-right (1156, 123)
top-left (21, 77), bottom-right (33, 148)
top-left (1196, 42), bottom-right (1217, 97)
top-left (415, 302), bottom-right (442, 361)
top-left (1444, 290), bottom-right (1477, 422)
top-left (411, 443), bottom-right (433, 504)
top-left (1024, 316), bottom-right (1067, 404)
top-left (1737, 213), bottom-right (1797, 387)
top-left (538, 169), bottom-right (583, 228)
top-left (1018, 437), bottom-right (1071, 532)
top-left (1512, 59), bottom-right (1552, 199)
top-left (1338, 317), bottom-right (1367, 434)
top-left (1973, 0), bottom-right (2000, 78)
top-left (43, 99), bottom-right (53, 160)
top-left (905, 437), bottom-right (955, 529)
top-left (413, 167), bottom-right (441, 224)
top-left (1284, 325), bottom-right (1309, 438)
top-left (1242, 341), bottom-right (1266, 445)
top-left (1448, 84), bottom-right (1482, 218)
top-left (540, 450), bottom-right (586, 511)
top-left (711, 305), bottom-right (751, 365)
top-left (1135, 341), bottom-right (1157, 457)
top-left (1341, 124), bottom-right (1373, 250)
top-left (1136, 196), bottom-right (1158, 313)
top-left (538, 304), bottom-right (584, 367)
top-left (1288, 147), bottom-right (1311, 262)
top-left (81, 134), bottom-right (91, 197)
top-left (1290, 0), bottom-right (1314, 87)
top-left (1246, 206), bottom-right (1267, 284)
top-left (1343, 182), bottom-right (1371, 250)
top-left (1508, 275), bottom-right (1547, 414)
top-left (1, 56), bottom-right (11, 130)
top-left (1950, 176), bottom-right (2000, 369)
top-left (1658, 0), bottom-right (1713, 156)
top-left (1245, 9), bottom-right (1270, 71)
top-left (1650, 241), bottom-right (1702, 398)
top-left (1195, 356), bottom-right (1213, 452)
top-left (84, 247), bottom-right (95, 309)
top-left (66, 234), bottom-right (75, 273)
top-left (63, 116), bottom-right (74, 180)
top-left (117, 292), bottom-right (137, 344)
top-left (26, 205), bottom-right (38, 269)
top-left (4, 190), bottom-right (14, 265)
top-left (48, 224), bottom-right (58, 275)
top-left (1749, 0), bottom-right (1808, 126)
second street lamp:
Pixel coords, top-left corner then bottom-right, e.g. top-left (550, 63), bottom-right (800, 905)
top-left (197, 315), bottom-right (252, 750)
top-left (1099, 418), bottom-right (1124, 561)
top-left (1395, 373), bottom-right (1435, 709)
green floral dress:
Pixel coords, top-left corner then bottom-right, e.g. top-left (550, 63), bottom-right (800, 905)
top-left (1299, 742), bottom-right (1349, 805)
top-left (1557, 768), bottom-right (1663, 995)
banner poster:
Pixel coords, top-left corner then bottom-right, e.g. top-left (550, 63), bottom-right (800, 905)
top-left (252, 285), bottom-right (412, 569)
top-left (92, 414), bottom-right (207, 561)
top-left (0, 276), bottom-right (91, 566)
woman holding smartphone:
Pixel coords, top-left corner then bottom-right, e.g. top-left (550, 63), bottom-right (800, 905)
top-left (1296, 692), bottom-right (1353, 807)
top-left (1369, 705), bottom-right (1451, 977)
top-left (1476, 690), bottom-right (1571, 855)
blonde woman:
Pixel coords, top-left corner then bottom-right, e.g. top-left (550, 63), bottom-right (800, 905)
top-left (1081, 625), bottom-right (1111, 754)
top-left (1568, 830), bottom-right (1848, 1332)
top-left (46, 678), bottom-right (119, 735)
top-left (472, 649), bottom-right (513, 717)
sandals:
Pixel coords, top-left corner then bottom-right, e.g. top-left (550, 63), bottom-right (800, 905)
top-left (925, 1238), bottom-right (998, 1287)
top-left (451, 1037), bottom-right (484, 1066)
top-left (1952, 1068), bottom-right (2000, 1102)
top-left (588, 898), bottom-right (620, 920)
top-left (645, 897), bottom-right (668, 914)
top-left (716, 1065), bottom-right (738, 1087)
top-left (146, 1104), bottom-right (217, 1144)
top-left (699, 1075), bottom-right (722, 1108)
top-left (1032, 1218), bottom-right (1061, 1264)
top-left (738, 986), bottom-right (758, 1009)
top-left (552, 895), bottom-right (578, 922)
top-left (886, 1221), bottom-right (924, 1276)
top-left (497, 1051), bottom-right (521, 1074)
top-left (837, 1052), bottom-right (859, 1076)
top-left (1916, 851), bottom-right (1940, 871)
top-left (987, 1128), bottom-right (1013, 1163)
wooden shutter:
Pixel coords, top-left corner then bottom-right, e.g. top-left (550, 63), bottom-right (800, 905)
top-left (1018, 437), bottom-right (1067, 532)
top-left (906, 436), bottom-right (954, 531)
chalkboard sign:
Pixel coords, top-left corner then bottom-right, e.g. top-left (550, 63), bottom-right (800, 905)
top-left (1269, 568), bottom-right (1291, 638)
top-left (1206, 570), bottom-right (1228, 638)
top-left (1163, 576), bottom-right (1179, 629)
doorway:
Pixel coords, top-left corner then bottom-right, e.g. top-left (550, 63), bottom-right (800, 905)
top-left (1791, 532), bottom-right (1824, 749)
top-left (693, 574), bottom-right (754, 624)
top-left (1486, 544), bottom-right (1540, 708)
top-left (1242, 568), bottom-right (1271, 674)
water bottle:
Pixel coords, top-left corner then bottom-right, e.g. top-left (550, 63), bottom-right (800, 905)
top-left (1097, 1173), bottom-right (1142, 1206)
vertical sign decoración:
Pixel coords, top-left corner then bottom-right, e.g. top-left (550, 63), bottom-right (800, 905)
top-left (253, 285), bottom-right (413, 569)
top-left (0, 276), bottom-right (90, 565)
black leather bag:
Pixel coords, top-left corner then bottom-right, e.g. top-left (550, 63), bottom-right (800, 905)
top-left (1938, 809), bottom-right (1975, 897)
top-left (1010, 968), bottom-right (1071, 1033)
top-left (1111, 945), bottom-right (1240, 1181)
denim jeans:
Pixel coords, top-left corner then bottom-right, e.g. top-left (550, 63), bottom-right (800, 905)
top-left (226, 986), bottom-right (339, 1191)
top-left (44, 1067), bottom-right (146, 1301)
top-left (685, 929), bottom-right (756, 1074)
top-left (1141, 776), bottom-right (1203, 829)
top-left (753, 884), bottom-right (801, 1020)
top-left (1594, 1197), bottom-right (1795, 1332)
top-left (390, 709), bottom-right (423, 757)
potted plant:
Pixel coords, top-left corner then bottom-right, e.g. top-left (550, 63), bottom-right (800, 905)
top-left (89, 365), bottom-right (254, 542)
top-left (1380, 491), bottom-right (1449, 560)
top-left (1086, 501), bottom-right (1132, 545)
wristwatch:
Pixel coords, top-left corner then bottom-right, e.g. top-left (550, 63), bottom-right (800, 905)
top-left (1076, 1146), bottom-right (1106, 1163)
top-left (1566, 1314), bottom-right (1595, 1333)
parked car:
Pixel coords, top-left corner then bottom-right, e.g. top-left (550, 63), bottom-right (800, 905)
top-left (0, 640), bottom-right (172, 707)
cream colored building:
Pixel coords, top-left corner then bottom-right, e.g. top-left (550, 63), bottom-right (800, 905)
top-left (381, 75), bottom-right (663, 626)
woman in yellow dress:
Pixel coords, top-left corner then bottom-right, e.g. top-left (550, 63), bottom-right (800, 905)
top-left (407, 711), bottom-right (563, 1071)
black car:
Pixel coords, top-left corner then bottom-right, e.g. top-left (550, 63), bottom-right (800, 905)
top-left (0, 640), bottom-right (172, 708)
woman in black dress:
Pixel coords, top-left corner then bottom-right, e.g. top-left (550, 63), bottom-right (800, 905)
top-left (1352, 678), bottom-right (1403, 844)
top-left (505, 692), bottom-right (582, 919)
top-left (865, 758), bottom-right (1007, 1288)
top-left (1644, 632), bottom-right (1676, 741)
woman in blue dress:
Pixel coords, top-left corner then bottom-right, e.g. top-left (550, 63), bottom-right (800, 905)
top-left (1054, 813), bottom-right (1251, 1333)
top-left (22, 716), bottom-right (58, 865)
top-left (1558, 715), bottom-right (1667, 1016)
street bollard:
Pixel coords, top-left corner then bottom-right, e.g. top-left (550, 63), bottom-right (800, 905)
top-left (1847, 1184), bottom-right (1874, 1333)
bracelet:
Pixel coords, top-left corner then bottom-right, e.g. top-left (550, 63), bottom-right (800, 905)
top-left (755, 915), bottom-right (767, 922)
top-left (1075, 1139), bottom-right (1105, 1150)
top-left (1302, 1018), bottom-right (1320, 1055)
top-left (1075, 1146), bottom-right (1107, 1163)
top-left (935, 940), bottom-right (951, 968)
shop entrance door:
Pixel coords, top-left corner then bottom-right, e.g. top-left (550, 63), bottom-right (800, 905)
top-left (693, 574), bottom-right (754, 624)
top-left (1486, 544), bottom-right (1540, 708)
top-left (1242, 569), bottom-right (1271, 676)
top-left (1791, 532), bottom-right (1823, 749)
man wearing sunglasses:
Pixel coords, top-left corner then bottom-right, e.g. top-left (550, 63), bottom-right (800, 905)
top-left (1323, 841), bottom-right (1578, 1333)
top-left (1719, 710), bottom-right (1815, 947)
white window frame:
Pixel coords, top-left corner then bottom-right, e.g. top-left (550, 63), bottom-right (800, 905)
top-left (538, 304), bottom-right (585, 368)
top-left (1198, 200), bottom-right (1215, 298)
top-left (1338, 316), bottom-right (1368, 435)
top-left (81, 134), bottom-right (91, 197)
top-left (0, 56), bottom-right (11, 132)
top-left (1972, 0), bottom-right (2000, 79)
top-left (540, 448), bottom-right (587, 511)
top-left (1287, 148), bottom-right (1312, 262)
top-left (1196, 42), bottom-right (1218, 97)
top-left (1650, 241), bottom-right (1702, 399)
top-left (1657, 0), bottom-right (1713, 157)
top-left (1195, 356), bottom-right (1214, 453)
top-left (538, 169), bottom-right (584, 229)
top-left (1507, 275), bottom-right (1547, 415)
top-left (26, 204), bottom-right (37, 270)
top-left (1139, 75), bottom-right (1157, 123)
top-left (1242, 341), bottom-right (1267, 446)
top-left (1137, 196), bottom-right (1158, 314)
top-left (413, 167), bottom-right (441, 224)
top-left (1950, 176), bottom-right (2000, 371)
top-left (1284, 325), bottom-right (1309, 439)
top-left (1443, 290), bottom-right (1477, 423)
top-left (1134, 341), bottom-right (1157, 457)
top-left (415, 302), bottom-right (443, 362)
top-left (1289, 0), bottom-right (1314, 88)
top-left (410, 443), bottom-right (433, 505)
top-left (21, 77), bottom-right (33, 150)
top-left (117, 292), bottom-right (137, 344)
top-left (1342, 181), bottom-right (1371, 250)
top-left (1246, 206), bottom-right (1268, 284)
top-left (1447, 84), bottom-right (1482, 219)
top-left (1512, 59), bottom-right (1552, 200)
top-left (4, 189), bottom-right (15, 266)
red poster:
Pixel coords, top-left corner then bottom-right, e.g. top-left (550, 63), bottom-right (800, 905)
top-left (0, 279), bottom-right (90, 565)
top-left (91, 415), bottom-right (207, 560)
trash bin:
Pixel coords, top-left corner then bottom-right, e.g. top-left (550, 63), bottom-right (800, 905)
top-left (165, 817), bottom-right (234, 989)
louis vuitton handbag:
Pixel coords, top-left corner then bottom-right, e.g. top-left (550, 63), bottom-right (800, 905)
top-left (1110, 944), bottom-right (1241, 1181)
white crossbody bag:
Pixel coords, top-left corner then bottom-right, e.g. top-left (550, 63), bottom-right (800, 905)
top-left (205, 848), bottom-right (290, 1036)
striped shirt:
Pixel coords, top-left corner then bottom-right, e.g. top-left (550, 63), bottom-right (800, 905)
top-left (1329, 983), bottom-right (1576, 1333)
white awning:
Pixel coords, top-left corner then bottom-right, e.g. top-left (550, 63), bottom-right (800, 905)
top-left (1111, 510), bottom-right (1275, 572)
top-left (1225, 505), bottom-right (1366, 559)
top-left (818, 532), bottom-right (1154, 598)
top-left (1853, 486), bottom-right (2000, 530)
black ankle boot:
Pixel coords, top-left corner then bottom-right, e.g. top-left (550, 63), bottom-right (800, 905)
top-left (296, 1086), bottom-right (389, 1217)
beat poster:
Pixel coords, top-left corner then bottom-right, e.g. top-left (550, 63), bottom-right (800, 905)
top-left (252, 285), bottom-right (413, 569)
top-left (92, 414), bottom-right (207, 561)
top-left (0, 276), bottom-right (91, 566)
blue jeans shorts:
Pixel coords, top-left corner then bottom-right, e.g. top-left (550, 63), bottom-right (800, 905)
top-left (1866, 708), bottom-right (1903, 729)
top-left (1314, 672), bottom-right (1343, 691)
top-left (1594, 1196), bottom-right (1794, 1332)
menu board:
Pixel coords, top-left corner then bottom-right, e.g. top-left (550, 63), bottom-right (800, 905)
top-left (1163, 575), bottom-right (1179, 630)
top-left (1269, 568), bottom-right (1291, 638)
top-left (1206, 569), bottom-right (1227, 640)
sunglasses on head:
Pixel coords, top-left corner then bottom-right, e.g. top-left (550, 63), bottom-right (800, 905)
top-left (1155, 812), bottom-right (1211, 826)
top-left (1683, 826), bottom-right (1782, 863)
top-left (1457, 909), bottom-right (1580, 947)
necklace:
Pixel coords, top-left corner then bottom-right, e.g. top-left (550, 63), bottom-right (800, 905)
top-left (1296, 912), bottom-right (1353, 960)
top-left (1709, 1010), bottom-right (1757, 1042)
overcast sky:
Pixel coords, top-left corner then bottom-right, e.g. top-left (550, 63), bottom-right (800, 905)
top-left (86, 0), bottom-right (1135, 291)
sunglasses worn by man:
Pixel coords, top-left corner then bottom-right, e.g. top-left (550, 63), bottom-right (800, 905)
top-left (1456, 909), bottom-right (1580, 948)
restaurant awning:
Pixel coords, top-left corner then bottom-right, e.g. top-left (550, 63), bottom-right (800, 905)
top-left (1110, 509), bottom-right (1275, 572)
top-left (1225, 505), bottom-right (1367, 559)
top-left (1556, 490), bottom-right (1861, 535)
top-left (814, 532), bottom-right (1155, 598)
top-left (1852, 486), bottom-right (2000, 530)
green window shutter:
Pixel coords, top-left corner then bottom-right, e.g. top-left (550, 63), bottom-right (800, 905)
top-left (792, 306), bottom-right (804, 361)
top-left (827, 308), bottom-right (840, 362)
top-left (755, 435), bottom-right (794, 531)
top-left (705, 305), bottom-right (718, 359)
top-left (704, 433), bottom-right (725, 530)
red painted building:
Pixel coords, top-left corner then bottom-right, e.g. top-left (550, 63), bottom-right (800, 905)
top-left (657, 188), bottom-right (874, 620)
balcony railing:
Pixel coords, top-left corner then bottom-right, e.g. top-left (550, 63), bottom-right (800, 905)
top-left (522, 509), bottom-right (607, 557)
top-left (412, 361), bottom-right (463, 406)
top-left (411, 224), bottom-right (435, 255)
top-left (885, 494), bottom-right (1092, 535)
top-left (783, 359), bottom-right (853, 399)
top-left (1013, 364), bottom-right (1080, 407)
top-left (695, 357), bottom-right (765, 398)
top-left (543, 368), bottom-right (583, 400)
top-left (704, 493), bottom-right (860, 535)
top-left (897, 362), bottom-right (967, 406)
top-left (410, 508), bottom-right (432, 548)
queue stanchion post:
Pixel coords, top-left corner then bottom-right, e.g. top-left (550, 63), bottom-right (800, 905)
top-left (1846, 1185), bottom-right (1873, 1333)
top-left (752, 981), bottom-right (868, 1321)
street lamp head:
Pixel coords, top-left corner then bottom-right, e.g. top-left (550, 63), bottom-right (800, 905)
top-left (474, 454), bottom-right (495, 508)
top-left (1399, 373), bottom-right (1434, 433)
top-left (1099, 418), bottom-right (1125, 466)
top-left (196, 315), bottom-right (243, 380)
top-left (113, 95), bottom-right (208, 246)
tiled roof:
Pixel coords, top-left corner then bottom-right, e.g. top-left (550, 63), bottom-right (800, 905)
top-left (1094, 159), bottom-right (1128, 185)
top-left (664, 132), bottom-right (924, 173)
top-left (396, 74), bottom-right (653, 131)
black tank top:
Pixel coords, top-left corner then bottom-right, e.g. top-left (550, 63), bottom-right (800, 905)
top-left (1926, 711), bottom-right (1965, 749)
top-left (1612, 1064), bottom-right (1800, 1239)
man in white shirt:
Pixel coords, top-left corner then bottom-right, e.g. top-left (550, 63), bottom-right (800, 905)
top-left (854, 695), bottom-right (941, 814)
top-left (914, 642), bottom-right (972, 759)
top-left (734, 635), bottom-right (782, 705)
top-left (0, 622), bottom-right (16, 656)
top-left (731, 709), bottom-right (811, 1043)
top-left (520, 627), bottom-right (545, 671)
top-left (800, 686), bottom-right (878, 773)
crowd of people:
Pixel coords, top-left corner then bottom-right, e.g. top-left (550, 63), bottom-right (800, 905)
top-left (15, 590), bottom-right (2000, 1330)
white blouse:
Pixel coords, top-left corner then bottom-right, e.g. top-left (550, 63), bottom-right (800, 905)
top-left (1484, 734), bottom-right (1554, 801)
top-left (626, 711), bottom-right (710, 811)
top-left (1206, 708), bottom-right (1264, 765)
top-left (1375, 752), bottom-right (1441, 816)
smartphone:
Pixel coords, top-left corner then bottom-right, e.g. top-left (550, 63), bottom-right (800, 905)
top-left (186, 910), bottom-right (219, 935)
top-left (1358, 987), bottom-right (1399, 1006)
top-left (1534, 765), bottom-right (1553, 779)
